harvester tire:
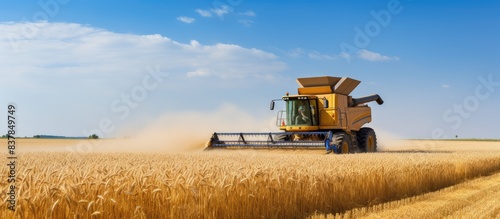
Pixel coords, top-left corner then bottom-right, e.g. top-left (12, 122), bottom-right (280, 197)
top-left (333, 132), bottom-right (351, 154)
top-left (358, 127), bottom-right (377, 153)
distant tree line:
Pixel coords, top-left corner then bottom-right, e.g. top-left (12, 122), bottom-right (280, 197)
top-left (2, 134), bottom-right (28, 138)
top-left (33, 135), bottom-right (97, 139)
top-left (2, 134), bottom-right (100, 139)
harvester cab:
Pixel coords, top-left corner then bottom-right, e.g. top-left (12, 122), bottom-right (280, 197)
top-left (205, 76), bottom-right (384, 154)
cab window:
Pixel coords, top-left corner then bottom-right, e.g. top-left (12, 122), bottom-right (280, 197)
top-left (286, 99), bottom-right (318, 126)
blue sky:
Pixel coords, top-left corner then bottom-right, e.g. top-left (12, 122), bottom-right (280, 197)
top-left (1, 0), bottom-right (499, 139)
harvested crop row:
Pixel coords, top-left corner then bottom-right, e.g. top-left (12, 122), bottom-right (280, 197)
top-left (1, 151), bottom-right (500, 218)
top-left (312, 170), bottom-right (500, 219)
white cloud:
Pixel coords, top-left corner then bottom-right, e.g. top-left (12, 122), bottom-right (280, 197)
top-left (0, 22), bottom-right (287, 136)
top-left (195, 9), bottom-right (212, 17)
top-left (442, 84), bottom-right (451, 88)
top-left (308, 51), bottom-right (337, 60)
top-left (212, 5), bottom-right (231, 18)
top-left (286, 48), bottom-right (397, 62)
top-left (239, 10), bottom-right (256, 17)
top-left (0, 22), bottom-right (286, 82)
top-left (286, 49), bottom-right (397, 62)
top-left (357, 49), bottom-right (399, 62)
top-left (177, 16), bottom-right (195, 24)
top-left (287, 48), bottom-right (305, 58)
top-left (196, 6), bottom-right (249, 20)
top-left (238, 19), bottom-right (253, 27)
top-left (187, 69), bottom-right (211, 77)
top-left (339, 52), bottom-right (351, 60)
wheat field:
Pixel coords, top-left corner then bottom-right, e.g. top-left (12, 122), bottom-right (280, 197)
top-left (1, 139), bottom-right (500, 218)
top-left (312, 169), bottom-right (500, 219)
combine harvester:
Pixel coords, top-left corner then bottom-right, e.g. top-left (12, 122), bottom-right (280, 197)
top-left (205, 76), bottom-right (384, 154)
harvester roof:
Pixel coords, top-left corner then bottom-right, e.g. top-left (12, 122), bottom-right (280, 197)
top-left (296, 76), bottom-right (360, 95)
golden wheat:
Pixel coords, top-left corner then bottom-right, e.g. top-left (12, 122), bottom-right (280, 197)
top-left (312, 170), bottom-right (500, 219)
top-left (0, 148), bottom-right (500, 218)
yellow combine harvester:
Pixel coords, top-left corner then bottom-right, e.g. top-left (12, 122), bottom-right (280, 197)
top-left (205, 76), bottom-right (384, 154)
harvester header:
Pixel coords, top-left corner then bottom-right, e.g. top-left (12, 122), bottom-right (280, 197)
top-left (206, 76), bottom-right (384, 154)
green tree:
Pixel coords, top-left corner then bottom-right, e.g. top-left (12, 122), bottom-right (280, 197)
top-left (89, 134), bottom-right (99, 139)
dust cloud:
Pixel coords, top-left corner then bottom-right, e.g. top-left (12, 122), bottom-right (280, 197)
top-left (94, 103), bottom-right (274, 153)
top-left (374, 129), bottom-right (441, 152)
top-left (97, 113), bottom-right (407, 153)
top-left (373, 129), bottom-right (407, 151)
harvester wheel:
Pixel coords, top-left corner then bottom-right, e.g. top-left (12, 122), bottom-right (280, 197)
top-left (333, 132), bottom-right (351, 154)
top-left (358, 127), bottom-right (377, 153)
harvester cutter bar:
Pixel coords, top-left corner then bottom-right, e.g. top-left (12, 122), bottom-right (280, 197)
top-left (208, 131), bottom-right (333, 148)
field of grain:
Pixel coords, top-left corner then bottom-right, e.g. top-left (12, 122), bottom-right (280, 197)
top-left (1, 139), bottom-right (500, 218)
top-left (312, 170), bottom-right (500, 219)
